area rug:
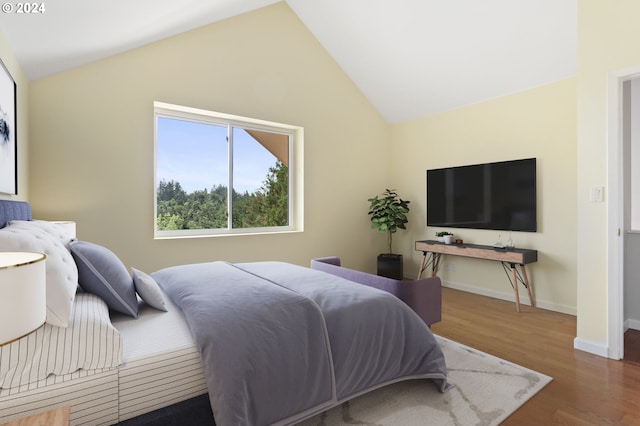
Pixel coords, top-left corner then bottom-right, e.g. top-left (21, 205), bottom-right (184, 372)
top-left (298, 336), bottom-right (552, 426)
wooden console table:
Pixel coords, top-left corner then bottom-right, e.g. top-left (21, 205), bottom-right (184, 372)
top-left (415, 240), bottom-right (538, 312)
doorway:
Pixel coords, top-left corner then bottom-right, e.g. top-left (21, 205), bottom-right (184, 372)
top-left (609, 66), bottom-right (640, 360)
top-left (623, 77), bottom-right (640, 362)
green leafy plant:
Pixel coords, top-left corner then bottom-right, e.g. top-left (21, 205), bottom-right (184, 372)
top-left (367, 189), bottom-right (410, 254)
top-left (436, 231), bottom-right (453, 237)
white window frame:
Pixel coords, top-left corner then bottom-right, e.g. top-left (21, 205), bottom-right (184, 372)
top-left (154, 101), bottom-right (304, 239)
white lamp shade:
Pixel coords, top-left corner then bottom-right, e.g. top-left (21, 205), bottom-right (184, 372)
top-left (0, 252), bottom-right (47, 345)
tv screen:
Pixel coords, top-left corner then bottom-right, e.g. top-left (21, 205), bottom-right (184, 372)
top-left (426, 158), bottom-right (537, 232)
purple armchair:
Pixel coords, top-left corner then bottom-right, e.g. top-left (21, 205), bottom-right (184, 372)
top-left (310, 256), bottom-right (442, 326)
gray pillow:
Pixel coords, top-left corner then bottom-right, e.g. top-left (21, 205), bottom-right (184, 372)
top-left (132, 267), bottom-right (167, 312)
top-left (70, 240), bottom-right (138, 318)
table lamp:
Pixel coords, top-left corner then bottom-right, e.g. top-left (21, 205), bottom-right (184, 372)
top-left (0, 252), bottom-right (47, 345)
top-left (50, 220), bottom-right (76, 239)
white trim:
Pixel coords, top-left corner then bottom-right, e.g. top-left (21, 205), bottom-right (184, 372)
top-left (573, 337), bottom-right (609, 358)
top-left (606, 65), bottom-right (640, 360)
top-left (441, 280), bottom-right (576, 316)
top-left (625, 318), bottom-right (640, 331)
top-left (607, 70), bottom-right (624, 360)
top-left (154, 101), bottom-right (301, 131)
top-left (153, 101), bottom-right (303, 239)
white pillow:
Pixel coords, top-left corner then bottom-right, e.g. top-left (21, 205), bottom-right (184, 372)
top-left (9, 220), bottom-right (76, 248)
top-left (132, 267), bottom-right (167, 312)
top-left (0, 221), bottom-right (78, 327)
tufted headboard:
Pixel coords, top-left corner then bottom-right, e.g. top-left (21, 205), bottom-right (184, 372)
top-left (0, 200), bottom-right (32, 228)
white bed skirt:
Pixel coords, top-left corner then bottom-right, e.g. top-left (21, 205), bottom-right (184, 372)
top-left (0, 291), bottom-right (208, 425)
top-left (0, 369), bottom-right (119, 425)
top-left (118, 345), bottom-right (207, 422)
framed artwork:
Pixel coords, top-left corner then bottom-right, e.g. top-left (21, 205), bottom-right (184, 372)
top-left (0, 57), bottom-right (16, 195)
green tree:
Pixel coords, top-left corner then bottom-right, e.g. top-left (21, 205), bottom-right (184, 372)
top-left (235, 161), bottom-right (288, 228)
top-left (259, 161), bottom-right (289, 226)
top-left (157, 180), bottom-right (187, 204)
top-left (156, 162), bottom-right (288, 231)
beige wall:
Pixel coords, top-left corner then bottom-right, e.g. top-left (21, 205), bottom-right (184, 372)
top-left (28, 3), bottom-right (390, 273)
top-left (390, 79), bottom-right (578, 313)
top-left (576, 0), bottom-right (640, 353)
top-left (0, 30), bottom-right (29, 201)
top-left (21, 1), bottom-right (611, 336)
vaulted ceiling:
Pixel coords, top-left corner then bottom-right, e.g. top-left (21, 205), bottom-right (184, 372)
top-left (0, 0), bottom-right (576, 123)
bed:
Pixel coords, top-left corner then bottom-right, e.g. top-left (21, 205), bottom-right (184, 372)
top-left (0, 200), bottom-right (448, 425)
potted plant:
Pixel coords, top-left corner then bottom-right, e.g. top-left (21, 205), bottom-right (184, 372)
top-left (436, 231), bottom-right (454, 244)
top-left (368, 189), bottom-right (410, 279)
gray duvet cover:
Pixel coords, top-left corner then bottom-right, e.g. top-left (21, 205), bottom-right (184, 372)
top-left (153, 261), bottom-right (448, 426)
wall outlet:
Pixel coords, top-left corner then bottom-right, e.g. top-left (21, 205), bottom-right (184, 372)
top-left (444, 261), bottom-right (457, 272)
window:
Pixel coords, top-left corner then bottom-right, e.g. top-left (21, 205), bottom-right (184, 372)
top-left (154, 102), bottom-right (303, 238)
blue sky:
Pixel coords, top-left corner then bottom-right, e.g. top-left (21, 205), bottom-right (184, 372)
top-left (156, 117), bottom-right (278, 194)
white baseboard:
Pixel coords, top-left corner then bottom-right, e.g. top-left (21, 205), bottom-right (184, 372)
top-left (573, 337), bottom-right (609, 358)
top-left (441, 279), bottom-right (577, 316)
top-left (625, 319), bottom-right (640, 331)
top-left (440, 279), bottom-right (616, 358)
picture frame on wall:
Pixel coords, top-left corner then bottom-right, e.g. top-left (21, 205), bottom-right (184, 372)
top-left (0, 57), bottom-right (16, 195)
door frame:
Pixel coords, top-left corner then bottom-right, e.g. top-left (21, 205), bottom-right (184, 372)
top-left (607, 65), bottom-right (640, 359)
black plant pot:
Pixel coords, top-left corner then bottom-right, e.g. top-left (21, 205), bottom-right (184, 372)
top-left (377, 253), bottom-right (403, 280)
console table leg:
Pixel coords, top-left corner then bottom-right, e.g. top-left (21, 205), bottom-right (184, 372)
top-left (418, 253), bottom-right (428, 279)
top-left (432, 253), bottom-right (441, 277)
top-left (512, 266), bottom-right (521, 312)
top-left (520, 265), bottom-right (535, 307)
top-left (417, 252), bottom-right (441, 279)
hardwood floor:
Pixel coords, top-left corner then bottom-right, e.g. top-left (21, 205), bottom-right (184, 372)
top-left (430, 288), bottom-right (640, 426)
top-left (624, 329), bottom-right (640, 366)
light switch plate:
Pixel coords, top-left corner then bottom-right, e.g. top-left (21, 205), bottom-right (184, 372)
top-left (590, 186), bottom-right (604, 202)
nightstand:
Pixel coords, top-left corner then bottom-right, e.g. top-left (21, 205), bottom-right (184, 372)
top-left (1, 406), bottom-right (69, 426)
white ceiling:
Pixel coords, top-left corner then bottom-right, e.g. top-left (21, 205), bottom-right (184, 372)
top-left (0, 0), bottom-right (576, 124)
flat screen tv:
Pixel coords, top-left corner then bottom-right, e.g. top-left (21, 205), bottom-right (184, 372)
top-left (426, 158), bottom-right (537, 232)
